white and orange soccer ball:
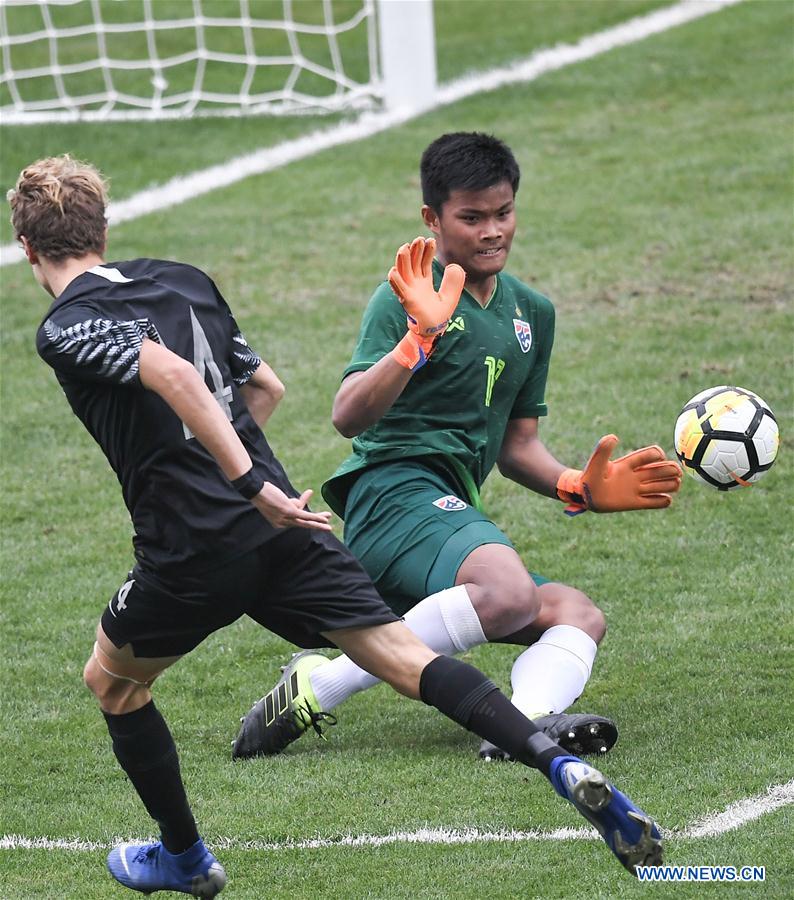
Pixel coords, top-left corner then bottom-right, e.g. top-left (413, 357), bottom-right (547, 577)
top-left (674, 386), bottom-right (779, 490)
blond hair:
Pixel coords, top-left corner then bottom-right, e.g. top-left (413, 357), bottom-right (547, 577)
top-left (8, 155), bottom-right (108, 261)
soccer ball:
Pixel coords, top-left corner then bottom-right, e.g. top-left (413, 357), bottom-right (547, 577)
top-left (674, 386), bottom-right (779, 490)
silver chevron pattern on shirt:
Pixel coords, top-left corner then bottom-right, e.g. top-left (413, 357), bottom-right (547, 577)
top-left (231, 331), bottom-right (262, 385)
top-left (42, 316), bottom-right (162, 383)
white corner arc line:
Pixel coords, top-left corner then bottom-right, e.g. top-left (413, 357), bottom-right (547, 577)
top-left (0, 778), bottom-right (790, 853)
top-left (0, 0), bottom-right (743, 269)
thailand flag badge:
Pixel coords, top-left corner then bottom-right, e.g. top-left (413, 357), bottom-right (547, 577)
top-left (513, 319), bottom-right (532, 353)
top-left (433, 495), bottom-right (468, 511)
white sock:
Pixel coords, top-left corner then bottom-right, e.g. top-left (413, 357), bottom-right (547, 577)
top-left (509, 624), bottom-right (598, 720)
top-left (309, 585), bottom-right (486, 711)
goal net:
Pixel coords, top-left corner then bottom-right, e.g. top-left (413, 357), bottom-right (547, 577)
top-left (0, 0), bottom-right (416, 123)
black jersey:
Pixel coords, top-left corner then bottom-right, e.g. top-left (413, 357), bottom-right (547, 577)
top-left (36, 258), bottom-right (294, 575)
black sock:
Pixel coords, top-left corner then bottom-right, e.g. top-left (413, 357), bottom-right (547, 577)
top-left (103, 700), bottom-right (199, 854)
top-left (419, 655), bottom-right (568, 778)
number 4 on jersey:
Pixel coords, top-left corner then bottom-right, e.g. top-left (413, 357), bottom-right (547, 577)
top-left (183, 307), bottom-right (234, 440)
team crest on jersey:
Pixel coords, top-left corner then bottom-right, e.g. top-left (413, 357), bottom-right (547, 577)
top-left (513, 318), bottom-right (532, 353)
top-left (433, 495), bottom-right (468, 511)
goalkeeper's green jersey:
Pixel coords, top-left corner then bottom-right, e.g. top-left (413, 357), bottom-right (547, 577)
top-left (321, 259), bottom-right (555, 517)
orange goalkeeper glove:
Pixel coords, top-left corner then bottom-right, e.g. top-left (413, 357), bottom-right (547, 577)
top-left (556, 434), bottom-right (683, 515)
top-left (388, 236), bottom-right (465, 339)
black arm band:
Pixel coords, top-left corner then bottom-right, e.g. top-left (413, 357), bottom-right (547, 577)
top-left (231, 468), bottom-right (265, 500)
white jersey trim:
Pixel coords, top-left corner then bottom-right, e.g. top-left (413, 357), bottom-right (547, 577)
top-left (88, 265), bottom-right (134, 284)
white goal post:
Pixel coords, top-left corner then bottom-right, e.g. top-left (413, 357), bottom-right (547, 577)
top-left (0, 0), bottom-right (436, 123)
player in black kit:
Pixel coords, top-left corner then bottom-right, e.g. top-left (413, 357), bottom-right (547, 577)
top-left (9, 155), bottom-right (662, 896)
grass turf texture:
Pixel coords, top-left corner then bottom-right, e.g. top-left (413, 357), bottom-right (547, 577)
top-left (1, 1), bottom-right (792, 897)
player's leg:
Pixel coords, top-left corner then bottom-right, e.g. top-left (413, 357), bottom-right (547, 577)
top-left (289, 466), bottom-right (526, 714)
top-left (92, 568), bottom-right (240, 897)
top-left (304, 538), bottom-right (537, 708)
top-left (233, 532), bottom-right (662, 877)
top-left (482, 580), bottom-right (615, 758)
top-left (233, 528), bottom-right (405, 759)
top-left (326, 622), bottom-right (662, 877)
top-left (233, 531), bottom-right (575, 759)
top-left (306, 583), bottom-right (486, 711)
top-left (232, 489), bottom-right (607, 759)
top-left (498, 580), bottom-right (606, 718)
top-left (424, 541), bottom-right (613, 761)
top-left (308, 533), bottom-right (611, 759)
top-left (88, 627), bottom-right (225, 897)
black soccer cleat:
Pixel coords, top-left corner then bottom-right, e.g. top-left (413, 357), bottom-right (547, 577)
top-left (479, 712), bottom-right (618, 762)
top-left (479, 740), bottom-right (512, 762)
top-left (534, 712), bottom-right (618, 756)
top-left (232, 651), bottom-right (337, 759)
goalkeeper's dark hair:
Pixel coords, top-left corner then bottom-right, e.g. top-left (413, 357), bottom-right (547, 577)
top-left (8, 154), bottom-right (108, 262)
top-left (420, 132), bottom-right (520, 214)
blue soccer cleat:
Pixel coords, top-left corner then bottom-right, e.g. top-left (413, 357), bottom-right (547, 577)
top-left (107, 838), bottom-right (226, 896)
top-left (550, 756), bottom-right (663, 876)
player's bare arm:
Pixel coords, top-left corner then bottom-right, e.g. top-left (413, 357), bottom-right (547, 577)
top-left (139, 337), bottom-right (257, 479)
top-left (497, 417), bottom-right (567, 498)
top-left (238, 360), bottom-right (285, 428)
top-left (332, 363), bottom-right (412, 437)
top-left (139, 338), bottom-right (331, 531)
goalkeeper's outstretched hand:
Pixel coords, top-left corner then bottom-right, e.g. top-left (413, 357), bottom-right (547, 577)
top-left (556, 435), bottom-right (682, 515)
top-left (388, 236), bottom-right (465, 338)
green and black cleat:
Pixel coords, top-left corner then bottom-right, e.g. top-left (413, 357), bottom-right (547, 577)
top-left (232, 650), bottom-right (336, 759)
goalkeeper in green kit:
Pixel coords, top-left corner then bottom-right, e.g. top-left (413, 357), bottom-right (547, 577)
top-left (236, 131), bottom-right (682, 763)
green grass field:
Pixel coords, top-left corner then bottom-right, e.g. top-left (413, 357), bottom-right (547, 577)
top-left (1, 1), bottom-right (792, 897)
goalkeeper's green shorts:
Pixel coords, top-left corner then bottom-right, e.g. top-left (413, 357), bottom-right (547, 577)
top-left (343, 459), bottom-right (549, 617)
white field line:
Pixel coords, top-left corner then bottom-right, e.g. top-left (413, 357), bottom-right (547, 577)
top-left (681, 778), bottom-right (794, 839)
top-left (1, 778), bottom-right (791, 853)
top-left (0, 0), bottom-right (743, 269)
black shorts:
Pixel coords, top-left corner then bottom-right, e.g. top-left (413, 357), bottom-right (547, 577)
top-left (101, 529), bottom-right (400, 658)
